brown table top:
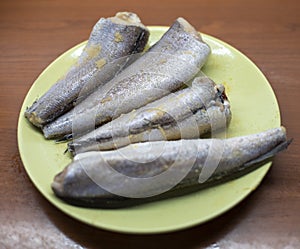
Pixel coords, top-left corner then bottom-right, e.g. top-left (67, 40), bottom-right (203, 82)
top-left (1, 0), bottom-right (299, 248)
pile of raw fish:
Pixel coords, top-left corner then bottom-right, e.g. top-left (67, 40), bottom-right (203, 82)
top-left (25, 12), bottom-right (290, 208)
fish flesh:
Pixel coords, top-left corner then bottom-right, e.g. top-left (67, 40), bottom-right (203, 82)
top-left (52, 127), bottom-right (290, 208)
top-left (42, 17), bottom-right (211, 139)
top-left (25, 12), bottom-right (150, 127)
top-left (68, 76), bottom-right (231, 154)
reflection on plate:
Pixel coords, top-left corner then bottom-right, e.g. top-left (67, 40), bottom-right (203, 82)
top-left (17, 26), bottom-right (280, 234)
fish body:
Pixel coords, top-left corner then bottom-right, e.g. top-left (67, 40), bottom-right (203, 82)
top-left (42, 17), bottom-right (211, 139)
top-left (25, 12), bottom-right (149, 127)
top-left (52, 127), bottom-right (290, 208)
top-left (68, 76), bottom-right (231, 154)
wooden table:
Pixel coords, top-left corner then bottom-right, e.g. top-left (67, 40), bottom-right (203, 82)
top-left (1, 0), bottom-right (299, 248)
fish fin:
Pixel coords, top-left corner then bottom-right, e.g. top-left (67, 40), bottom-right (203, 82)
top-left (55, 134), bottom-right (73, 143)
top-left (67, 142), bottom-right (74, 153)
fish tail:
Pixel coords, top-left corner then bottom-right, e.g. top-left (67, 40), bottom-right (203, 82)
top-left (244, 139), bottom-right (292, 167)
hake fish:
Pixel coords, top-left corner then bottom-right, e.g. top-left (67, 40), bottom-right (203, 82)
top-left (68, 76), bottom-right (231, 154)
top-left (25, 12), bottom-right (150, 127)
top-left (52, 127), bottom-right (290, 208)
top-left (42, 17), bottom-right (211, 139)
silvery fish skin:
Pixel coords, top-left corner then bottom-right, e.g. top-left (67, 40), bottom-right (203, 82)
top-left (42, 17), bottom-right (211, 139)
top-left (68, 76), bottom-right (231, 154)
top-left (52, 127), bottom-right (290, 208)
top-left (25, 12), bottom-right (149, 127)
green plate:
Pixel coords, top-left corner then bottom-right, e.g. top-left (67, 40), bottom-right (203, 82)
top-left (17, 26), bottom-right (280, 234)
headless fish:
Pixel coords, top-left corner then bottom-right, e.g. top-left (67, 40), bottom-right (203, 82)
top-left (52, 127), bottom-right (290, 208)
top-left (25, 12), bottom-right (149, 127)
top-left (42, 17), bottom-right (211, 139)
top-left (68, 76), bottom-right (231, 154)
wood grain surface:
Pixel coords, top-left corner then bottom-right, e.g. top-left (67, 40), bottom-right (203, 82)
top-left (0, 0), bottom-right (299, 248)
